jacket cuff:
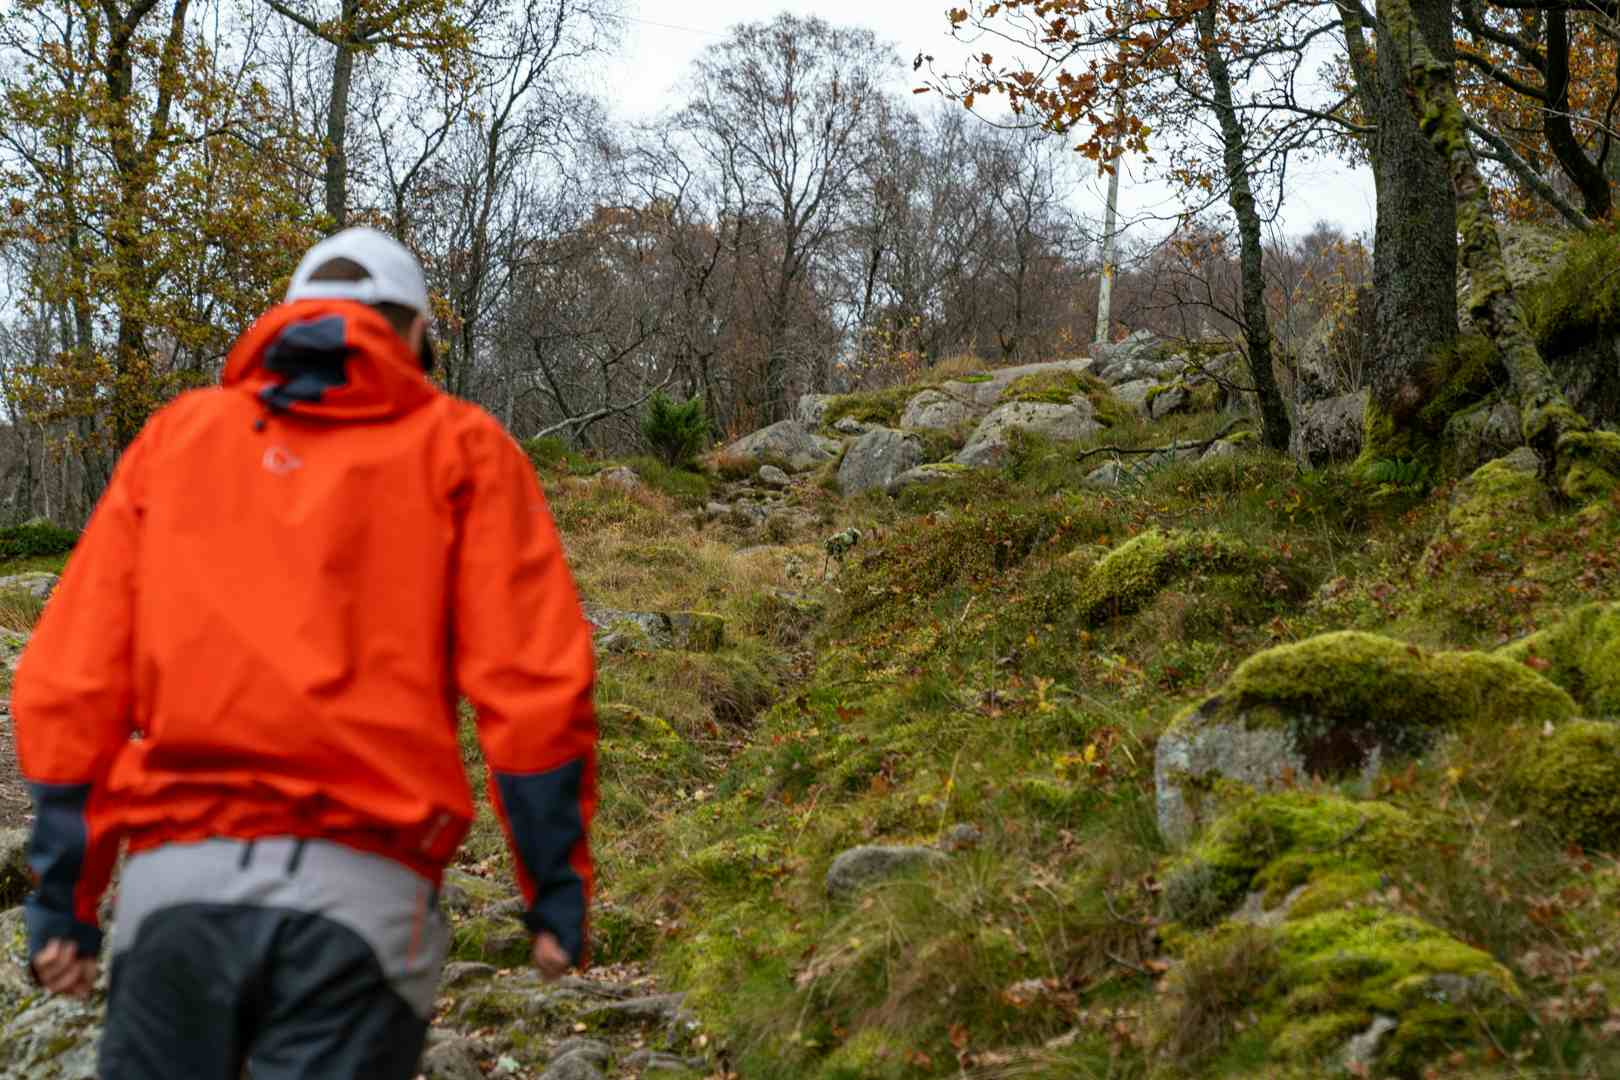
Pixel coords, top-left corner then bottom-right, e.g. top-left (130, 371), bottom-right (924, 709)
top-left (23, 898), bottom-right (102, 976)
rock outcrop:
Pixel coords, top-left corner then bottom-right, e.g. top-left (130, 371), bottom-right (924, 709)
top-left (722, 421), bottom-right (838, 473)
top-left (838, 428), bottom-right (925, 495)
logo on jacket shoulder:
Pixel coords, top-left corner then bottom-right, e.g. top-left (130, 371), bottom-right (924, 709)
top-left (263, 447), bottom-right (304, 476)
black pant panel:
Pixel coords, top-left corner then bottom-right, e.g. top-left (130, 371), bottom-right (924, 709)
top-left (100, 903), bottom-right (428, 1080)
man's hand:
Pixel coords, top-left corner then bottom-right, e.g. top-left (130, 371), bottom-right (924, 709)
top-left (532, 932), bottom-right (571, 981)
top-left (32, 940), bottom-right (98, 997)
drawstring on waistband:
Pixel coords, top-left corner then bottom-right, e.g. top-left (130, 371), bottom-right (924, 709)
top-left (285, 839), bottom-right (307, 876)
top-left (238, 840), bottom-right (256, 870)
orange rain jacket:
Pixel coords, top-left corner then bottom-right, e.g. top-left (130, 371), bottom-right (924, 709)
top-left (13, 299), bottom-right (597, 965)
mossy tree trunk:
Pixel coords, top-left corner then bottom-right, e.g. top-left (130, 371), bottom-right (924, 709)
top-left (1382, 0), bottom-right (1620, 500)
top-left (1338, 0), bottom-right (1459, 464)
top-left (1195, 1), bottom-right (1290, 452)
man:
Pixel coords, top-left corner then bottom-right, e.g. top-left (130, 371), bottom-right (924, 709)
top-left (12, 227), bottom-right (597, 1079)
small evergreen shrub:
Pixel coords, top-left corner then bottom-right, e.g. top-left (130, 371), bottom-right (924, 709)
top-left (0, 522), bottom-right (78, 562)
top-left (641, 393), bottom-right (711, 468)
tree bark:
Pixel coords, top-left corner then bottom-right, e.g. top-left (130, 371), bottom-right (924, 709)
top-left (1361, 0), bottom-right (1459, 460)
top-left (1384, 0), bottom-right (1620, 498)
top-left (1196, 1), bottom-right (1290, 452)
top-left (324, 18), bottom-right (356, 230)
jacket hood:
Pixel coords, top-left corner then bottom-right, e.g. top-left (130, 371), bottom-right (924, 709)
top-left (223, 299), bottom-right (436, 421)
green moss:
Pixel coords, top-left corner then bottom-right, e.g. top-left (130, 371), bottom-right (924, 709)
top-left (1419, 331), bottom-right (1498, 435)
top-left (1073, 527), bottom-right (1262, 625)
top-left (1442, 449), bottom-right (1550, 548)
top-left (1271, 907), bottom-right (1515, 1072)
top-left (1514, 720), bottom-right (1620, 850)
top-left (1523, 224), bottom-right (1620, 354)
top-left (821, 387), bottom-right (917, 429)
top-left (1163, 793), bottom-right (1417, 928)
top-left (1003, 370), bottom-right (1087, 406)
top-left (1499, 602), bottom-right (1620, 716)
top-left (1556, 428), bottom-right (1620, 501)
top-left (1183, 630), bottom-right (1576, 757)
top-left (817, 1029), bottom-right (911, 1080)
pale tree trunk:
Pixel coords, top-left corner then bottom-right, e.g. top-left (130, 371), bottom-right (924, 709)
top-left (1094, 142), bottom-right (1121, 346)
top-left (1196, 1), bottom-right (1290, 451)
top-left (1384, 0), bottom-right (1620, 498)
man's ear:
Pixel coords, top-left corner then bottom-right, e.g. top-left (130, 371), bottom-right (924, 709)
top-left (408, 314), bottom-right (432, 371)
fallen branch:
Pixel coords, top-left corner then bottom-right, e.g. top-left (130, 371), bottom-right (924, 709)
top-left (529, 373), bottom-right (675, 441)
top-left (1075, 418), bottom-right (1249, 466)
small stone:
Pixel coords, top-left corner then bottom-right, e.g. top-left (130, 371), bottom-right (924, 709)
top-left (832, 416), bottom-right (869, 436)
top-left (825, 845), bottom-right (948, 900)
top-left (581, 992), bottom-right (690, 1027)
top-left (1342, 1015), bottom-right (1398, 1074)
top-left (757, 465), bottom-right (791, 489)
top-left (703, 501), bottom-right (731, 520)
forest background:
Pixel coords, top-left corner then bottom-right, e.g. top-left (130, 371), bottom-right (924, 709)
top-left (0, 0), bottom-right (1610, 524)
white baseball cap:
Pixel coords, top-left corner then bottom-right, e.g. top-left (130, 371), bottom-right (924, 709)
top-left (286, 227), bottom-right (431, 316)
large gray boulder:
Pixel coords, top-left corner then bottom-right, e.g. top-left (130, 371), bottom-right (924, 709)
top-left (956, 400), bottom-right (1102, 468)
top-left (826, 845), bottom-right (947, 899)
top-left (723, 420), bottom-right (837, 473)
top-left (899, 388), bottom-right (980, 431)
top-left (1111, 379), bottom-right (1157, 416)
top-left (934, 359), bottom-right (1094, 411)
top-left (1290, 388), bottom-right (1367, 466)
top-left (1090, 331), bottom-right (1179, 386)
top-left (838, 428), bottom-right (925, 496)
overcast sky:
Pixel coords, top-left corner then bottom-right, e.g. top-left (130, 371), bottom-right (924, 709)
top-left (592, 1), bottom-right (1377, 244)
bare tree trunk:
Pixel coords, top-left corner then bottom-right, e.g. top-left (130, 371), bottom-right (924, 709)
top-left (1196, 2), bottom-right (1290, 451)
top-left (1093, 125), bottom-right (1122, 346)
top-left (1385, 0), bottom-right (1620, 498)
top-left (324, 24), bottom-right (356, 230)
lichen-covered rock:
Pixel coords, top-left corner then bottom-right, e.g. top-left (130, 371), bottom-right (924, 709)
top-left (584, 606), bottom-right (724, 653)
top-left (838, 428), bottom-right (925, 495)
top-left (888, 462), bottom-right (972, 494)
top-left (756, 465), bottom-right (791, 489)
top-left (0, 572), bottom-right (57, 602)
top-left (1514, 720), bottom-right (1620, 850)
top-left (955, 400), bottom-right (1102, 468)
top-left (898, 388), bottom-right (980, 431)
top-left (1090, 330), bottom-right (1174, 385)
top-left (1499, 602), bottom-right (1620, 717)
top-left (1443, 398), bottom-right (1521, 475)
top-left (797, 394), bottom-right (835, 429)
top-left (825, 845), bottom-right (948, 899)
top-left (1290, 388), bottom-right (1367, 466)
top-left (590, 466), bottom-right (641, 492)
top-left (0, 994), bottom-right (101, 1079)
top-left (723, 420), bottom-right (836, 473)
top-left (1156, 631), bottom-right (1578, 844)
top-left (832, 416), bottom-right (870, 436)
top-left (450, 914), bottom-right (533, 967)
top-left (1145, 382), bottom-right (1189, 419)
top-left (1111, 378), bottom-right (1157, 416)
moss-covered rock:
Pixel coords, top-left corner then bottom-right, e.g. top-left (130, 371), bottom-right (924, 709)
top-left (1556, 428), bottom-right (1620, 502)
top-left (1074, 527), bottom-right (1261, 626)
top-left (450, 914), bottom-right (532, 967)
top-left (1439, 447), bottom-right (1550, 549)
top-left (1514, 720), bottom-right (1620, 850)
top-left (1499, 601), bottom-right (1620, 717)
top-left (1162, 792), bottom-right (1418, 928)
top-left (1156, 630), bottom-right (1577, 843)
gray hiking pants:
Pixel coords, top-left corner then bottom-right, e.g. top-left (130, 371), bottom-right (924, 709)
top-left (100, 837), bottom-right (451, 1080)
